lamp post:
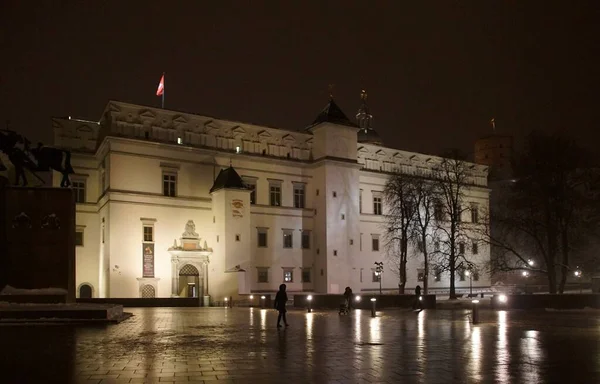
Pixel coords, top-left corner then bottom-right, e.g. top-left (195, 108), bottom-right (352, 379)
top-left (374, 262), bottom-right (383, 295)
top-left (465, 270), bottom-right (473, 296)
top-left (260, 295), bottom-right (266, 308)
top-left (370, 297), bottom-right (377, 317)
top-left (307, 295), bottom-right (313, 313)
top-left (249, 295), bottom-right (254, 308)
top-left (522, 270), bottom-right (529, 294)
top-left (574, 268), bottom-right (582, 293)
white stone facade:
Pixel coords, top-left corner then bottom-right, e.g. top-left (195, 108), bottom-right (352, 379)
top-left (53, 100), bottom-right (490, 301)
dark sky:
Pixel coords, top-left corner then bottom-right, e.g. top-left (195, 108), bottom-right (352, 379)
top-left (1, 1), bottom-right (598, 157)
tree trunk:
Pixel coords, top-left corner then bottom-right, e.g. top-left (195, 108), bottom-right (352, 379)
top-left (399, 260), bottom-right (406, 294)
top-left (422, 233), bottom-right (429, 295)
top-left (449, 251), bottom-right (456, 299)
top-left (398, 236), bottom-right (408, 294)
top-left (558, 229), bottom-right (569, 294)
top-left (547, 262), bottom-right (557, 294)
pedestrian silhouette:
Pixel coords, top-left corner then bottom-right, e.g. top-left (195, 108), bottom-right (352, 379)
top-left (274, 284), bottom-right (289, 327)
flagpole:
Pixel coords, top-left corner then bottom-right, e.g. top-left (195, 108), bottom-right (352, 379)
top-left (162, 72), bottom-right (165, 109)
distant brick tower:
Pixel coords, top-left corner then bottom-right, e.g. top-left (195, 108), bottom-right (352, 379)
top-left (474, 118), bottom-right (513, 181)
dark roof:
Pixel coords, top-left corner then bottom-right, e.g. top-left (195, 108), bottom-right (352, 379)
top-left (308, 99), bottom-right (358, 129)
top-left (209, 167), bottom-right (248, 193)
top-left (358, 128), bottom-right (383, 145)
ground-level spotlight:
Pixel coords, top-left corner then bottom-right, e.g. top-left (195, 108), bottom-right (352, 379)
top-left (472, 299), bottom-right (480, 324)
top-left (307, 295), bottom-right (313, 313)
top-left (370, 297), bottom-right (377, 317)
top-left (355, 295), bottom-right (361, 302)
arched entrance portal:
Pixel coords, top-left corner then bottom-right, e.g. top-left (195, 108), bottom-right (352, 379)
top-left (178, 264), bottom-right (201, 298)
top-left (79, 284), bottom-right (92, 298)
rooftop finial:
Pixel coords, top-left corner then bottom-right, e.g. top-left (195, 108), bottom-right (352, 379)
top-left (360, 89), bottom-right (367, 100)
top-left (490, 118), bottom-right (496, 132)
top-left (328, 84), bottom-right (335, 100)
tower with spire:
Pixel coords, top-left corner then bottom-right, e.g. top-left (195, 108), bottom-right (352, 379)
top-left (356, 90), bottom-right (382, 145)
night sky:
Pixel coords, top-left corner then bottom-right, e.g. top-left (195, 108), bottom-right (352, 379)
top-left (1, 1), bottom-right (598, 158)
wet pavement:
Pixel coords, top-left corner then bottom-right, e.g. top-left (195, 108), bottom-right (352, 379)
top-left (1, 307), bottom-right (599, 384)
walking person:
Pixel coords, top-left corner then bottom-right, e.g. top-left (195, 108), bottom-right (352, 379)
top-left (414, 285), bottom-right (422, 310)
top-left (274, 284), bottom-right (289, 327)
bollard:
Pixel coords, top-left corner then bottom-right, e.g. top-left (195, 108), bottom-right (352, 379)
top-left (307, 295), bottom-right (313, 313)
top-left (249, 295), bottom-right (254, 308)
top-left (260, 295), bottom-right (266, 309)
top-left (472, 300), bottom-right (480, 324)
top-left (229, 296), bottom-right (233, 308)
top-left (224, 297), bottom-right (229, 308)
top-left (370, 298), bottom-right (377, 317)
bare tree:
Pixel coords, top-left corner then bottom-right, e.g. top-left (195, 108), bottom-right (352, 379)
top-left (408, 173), bottom-right (438, 295)
top-left (480, 132), bottom-right (599, 293)
top-left (431, 152), bottom-right (473, 299)
top-left (383, 172), bottom-right (417, 294)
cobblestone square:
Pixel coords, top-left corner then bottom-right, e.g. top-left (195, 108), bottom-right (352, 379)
top-left (1, 307), bottom-right (599, 383)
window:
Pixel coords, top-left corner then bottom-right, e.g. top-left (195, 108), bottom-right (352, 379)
top-left (333, 250), bottom-right (337, 256)
top-left (359, 190), bottom-right (363, 214)
top-left (472, 241), bottom-right (479, 255)
top-left (283, 230), bottom-right (293, 248)
top-left (360, 233), bottom-right (363, 251)
top-left (235, 234), bottom-right (241, 242)
top-left (341, 214), bottom-right (345, 220)
top-left (471, 203), bottom-right (479, 223)
top-left (459, 268), bottom-right (466, 282)
top-left (283, 270), bottom-right (293, 282)
top-left (372, 270), bottom-right (381, 282)
top-left (473, 270), bottom-right (480, 281)
top-left (459, 242), bottom-right (465, 255)
top-left (245, 180), bottom-right (257, 205)
top-left (301, 230), bottom-right (310, 249)
top-left (417, 269), bottom-right (424, 282)
top-left (72, 181), bottom-right (86, 203)
top-left (372, 235), bottom-right (380, 252)
top-left (143, 226), bottom-right (154, 242)
top-left (417, 240), bottom-right (424, 252)
top-left (373, 195), bottom-right (382, 215)
top-left (269, 183), bottom-right (281, 206)
top-left (75, 230), bottom-right (84, 246)
top-left (163, 173), bottom-right (177, 197)
top-left (333, 191), bottom-right (337, 198)
top-left (257, 268), bottom-right (269, 283)
top-left (101, 219), bottom-right (105, 244)
top-left (434, 267), bottom-right (442, 282)
top-left (434, 241), bottom-right (440, 252)
top-left (301, 269), bottom-right (311, 283)
top-left (293, 184), bottom-right (305, 208)
top-left (457, 205), bottom-right (462, 222)
top-left (257, 228), bottom-right (268, 247)
top-left (360, 268), bottom-right (363, 283)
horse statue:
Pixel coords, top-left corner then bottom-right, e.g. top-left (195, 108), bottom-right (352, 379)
top-left (0, 130), bottom-right (74, 187)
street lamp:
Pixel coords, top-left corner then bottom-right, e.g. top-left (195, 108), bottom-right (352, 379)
top-left (522, 270), bottom-right (529, 293)
top-left (528, 259), bottom-right (534, 267)
top-left (465, 270), bottom-right (473, 296)
top-left (374, 262), bottom-right (384, 295)
top-left (307, 295), bottom-right (313, 313)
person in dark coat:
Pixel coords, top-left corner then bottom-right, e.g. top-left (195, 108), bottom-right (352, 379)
top-left (414, 285), bottom-right (422, 310)
top-left (343, 287), bottom-right (353, 310)
top-left (274, 284), bottom-right (289, 327)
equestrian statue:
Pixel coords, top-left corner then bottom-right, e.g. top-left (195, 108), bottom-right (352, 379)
top-left (0, 129), bottom-right (74, 187)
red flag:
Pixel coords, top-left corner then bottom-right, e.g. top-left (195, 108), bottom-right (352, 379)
top-left (156, 74), bottom-right (164, 96)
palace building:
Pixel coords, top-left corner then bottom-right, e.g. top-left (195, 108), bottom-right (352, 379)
top-left (52, 94), bottom-right (490, 302)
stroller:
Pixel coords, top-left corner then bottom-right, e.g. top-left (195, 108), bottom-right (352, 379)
top-left (339, 298), bottom-right (350, 315)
